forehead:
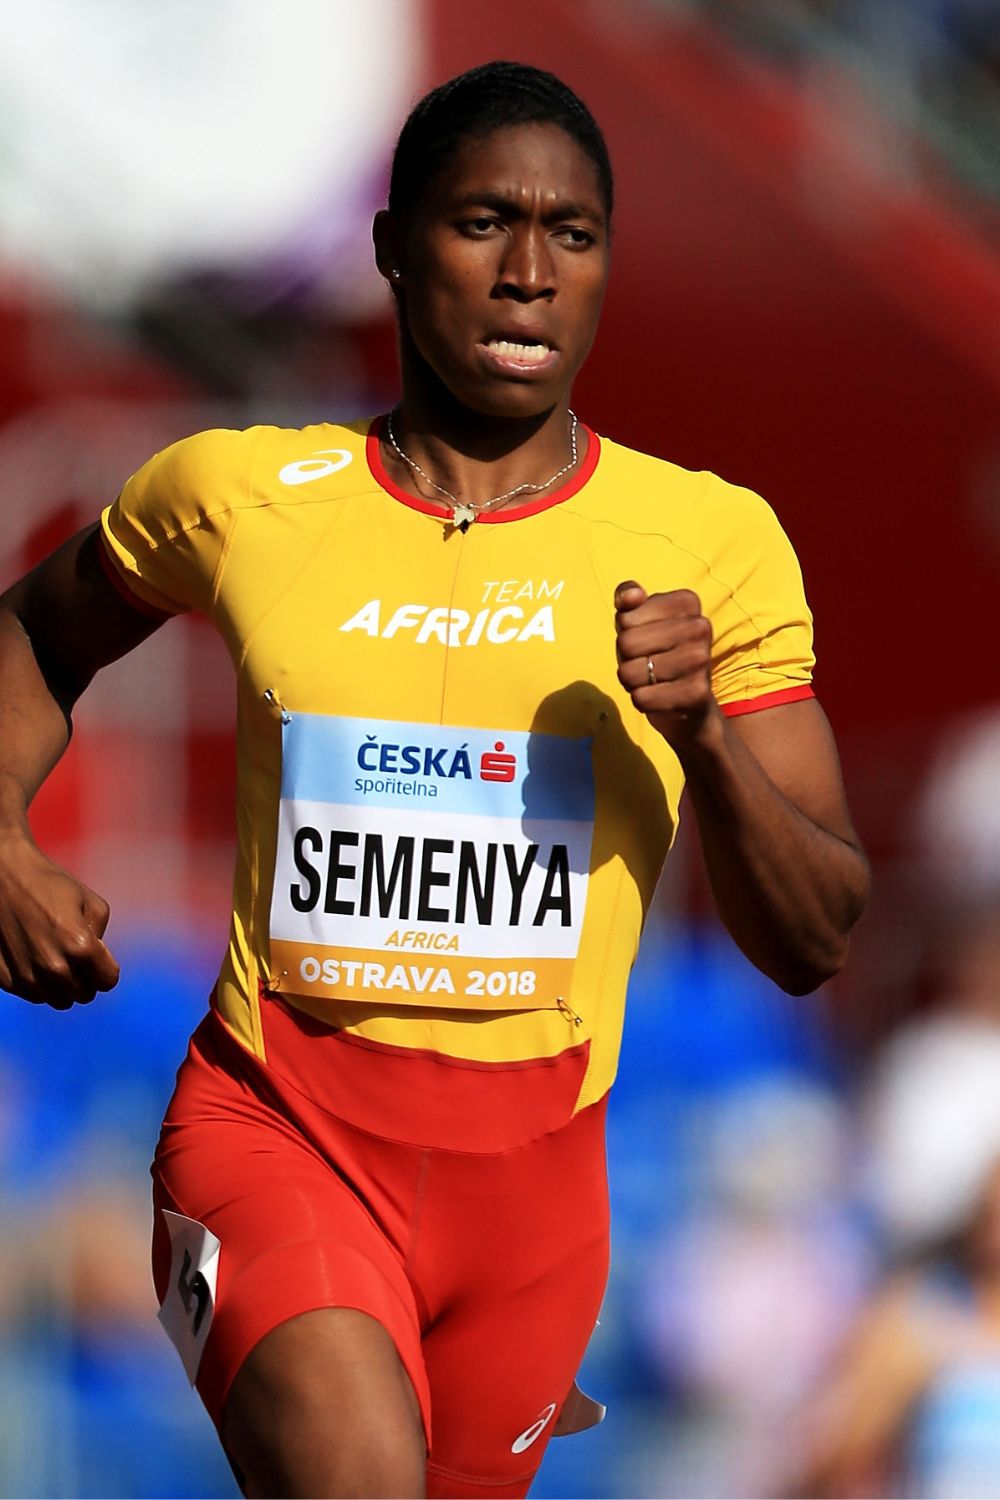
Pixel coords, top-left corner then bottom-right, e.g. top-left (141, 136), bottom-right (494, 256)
top-left (425, 121), bottom-right (606, 216)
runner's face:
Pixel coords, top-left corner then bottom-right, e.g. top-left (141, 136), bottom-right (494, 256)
top-left (399, 123), bottom-right (610, 418)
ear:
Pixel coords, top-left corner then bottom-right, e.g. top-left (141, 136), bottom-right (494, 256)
top-left (372, 210), bottom-right (404, 286)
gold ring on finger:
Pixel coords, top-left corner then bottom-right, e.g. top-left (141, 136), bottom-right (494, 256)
top-left (646, 657), bottom-right (657, 686)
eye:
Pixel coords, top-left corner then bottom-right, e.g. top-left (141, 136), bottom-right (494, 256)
top-left (460, 216), bottom-right (501, 237)
top-left (556, 226), bottom-right (597, 249)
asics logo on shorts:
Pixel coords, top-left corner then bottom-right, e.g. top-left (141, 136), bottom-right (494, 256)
top-left (279, 450), bottom-right (353, 485)
top-left (510, 1402), bottom-right (557, 1453)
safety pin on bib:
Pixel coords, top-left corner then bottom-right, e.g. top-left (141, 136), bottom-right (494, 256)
top-left (263, 687), bottom-right (291, 725)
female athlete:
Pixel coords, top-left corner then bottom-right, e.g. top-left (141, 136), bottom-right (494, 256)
top-left (0, 61), bottom-right (870, 1499)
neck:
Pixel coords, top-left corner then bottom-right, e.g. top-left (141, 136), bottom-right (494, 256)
top-left (384, 348), bottom-right (581, 512)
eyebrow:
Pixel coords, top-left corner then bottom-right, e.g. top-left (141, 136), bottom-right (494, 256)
top-left (447, 190), bottom-right (604, 223)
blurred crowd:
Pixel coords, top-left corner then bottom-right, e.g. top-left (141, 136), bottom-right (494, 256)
top-left (0, 939), bottom-right (238, 1498)
top-left (664, 0), bottom-right (1000, 219)
top-left (685, 0), bottom-right (1000, 90)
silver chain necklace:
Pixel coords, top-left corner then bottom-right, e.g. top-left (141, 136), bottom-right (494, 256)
top-left (384, 410), bottom-right (578, 532)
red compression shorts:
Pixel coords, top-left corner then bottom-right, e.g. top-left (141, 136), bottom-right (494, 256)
top-left (151, 1002), bottom-right (610, 1498)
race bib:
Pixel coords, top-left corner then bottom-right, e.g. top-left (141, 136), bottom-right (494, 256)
top-left (269, 714), bottom-right (594, 1009)
top-left (156, 1211), bottom-right (221, 1384)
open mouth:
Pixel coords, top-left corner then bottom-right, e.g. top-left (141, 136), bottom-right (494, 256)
top-left (477, 337), bottom-right (559, 376)
top-left (483, 337), bottom-right (552, 365)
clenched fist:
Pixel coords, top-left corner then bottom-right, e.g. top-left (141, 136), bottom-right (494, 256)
top-left (0, 830), bottom-right (120, 1009)
top-left (614, 581), bottom-right (720, 748)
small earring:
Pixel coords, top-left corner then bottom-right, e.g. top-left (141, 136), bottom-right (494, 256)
top-left (390, 267), bottom-right (401, 280)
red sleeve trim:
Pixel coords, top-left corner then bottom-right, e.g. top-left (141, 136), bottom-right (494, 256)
top-left (720, 684), bottom-right (815, 717)
top-left (97, 533), bottom-right (181, 620)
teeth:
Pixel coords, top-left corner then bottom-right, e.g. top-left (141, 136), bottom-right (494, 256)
top-left (487, 339), bottom-right (550, 363)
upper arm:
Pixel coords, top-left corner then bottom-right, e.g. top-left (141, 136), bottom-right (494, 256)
top-left (727, 696), bottom-right (865, 853)
top-left (6, 425), bottom-right (250, 704)
top-left (1, 524), bottom-right (165, 703)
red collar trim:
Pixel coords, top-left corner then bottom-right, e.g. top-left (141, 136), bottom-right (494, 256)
top-left (365, 414), bottom-right (600, 523)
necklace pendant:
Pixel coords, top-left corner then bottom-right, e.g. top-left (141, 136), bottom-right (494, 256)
top-left (452, 502), bottom-right (477, 531)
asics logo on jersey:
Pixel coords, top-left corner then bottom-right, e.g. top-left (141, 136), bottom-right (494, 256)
top-left (510, 1402), bottom-right (557, 1453)
top-left (279, 449), bottom-right (353, 485)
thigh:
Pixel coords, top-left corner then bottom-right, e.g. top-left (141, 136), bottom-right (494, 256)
top-left (224, 1306), bottom-right (426, 1499)
top-left (422, 1238), bottom-right (608, 1498)
top-left (151, 1037), bottom-right (432, 1449)
top-left (419, 1098), bottom-right (611, 1497)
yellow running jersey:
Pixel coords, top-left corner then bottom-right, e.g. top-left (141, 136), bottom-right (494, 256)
top-left (100, 418), bottom-right (814, 1121)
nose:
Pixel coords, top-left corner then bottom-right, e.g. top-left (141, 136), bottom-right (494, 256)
top-left (495, 224), bottom-right (555, 302)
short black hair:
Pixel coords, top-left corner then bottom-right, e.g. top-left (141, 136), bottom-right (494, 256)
top-left (388, 60), bottom-right (613, 223)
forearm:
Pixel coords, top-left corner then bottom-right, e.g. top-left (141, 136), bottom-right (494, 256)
top-left (677, 709), bottom-right (869, 993)
top-left (0, 607), bottom-right (77, 832)
top-left (0, 528), bottom-right (153, 1006)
